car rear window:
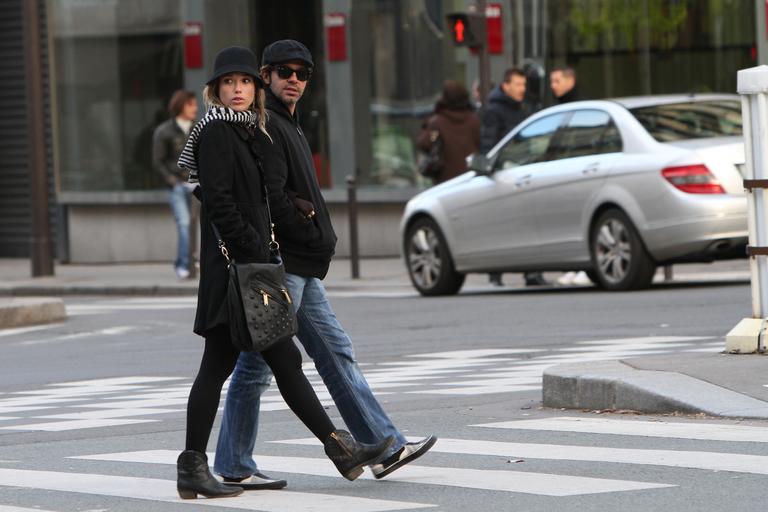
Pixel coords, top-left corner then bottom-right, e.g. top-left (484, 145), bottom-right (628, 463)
top-left (629, 100), bottom-right (742, 142)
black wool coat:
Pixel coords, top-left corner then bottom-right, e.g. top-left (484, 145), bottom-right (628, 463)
top-left (193, 120), bottom-right (274, 337)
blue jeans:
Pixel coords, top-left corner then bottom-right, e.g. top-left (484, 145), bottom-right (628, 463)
top-left (213, 273), bottom-right (406, 478)
top-left (168, 182), bottom-right (191, 270)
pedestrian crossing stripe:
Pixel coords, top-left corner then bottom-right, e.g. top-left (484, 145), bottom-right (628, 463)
top-left (0, 337), bottom-right (723, 432)
top-left (74, 450), bottom-right (674, 496)
top-left (276, 436), bottom-right (768, 476)
top-left (0, 506), bottom-right (57, 512)
top-left (0, 468), bottom-right (431, 512)
top-left (473, 416), bottom-right (768, 443)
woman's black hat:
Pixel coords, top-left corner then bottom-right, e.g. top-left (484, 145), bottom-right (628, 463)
top-left (207, 46), bottom-right (264, 86)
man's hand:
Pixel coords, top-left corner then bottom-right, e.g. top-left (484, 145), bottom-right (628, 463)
top-left (293, 196), bottom-right (316, 219)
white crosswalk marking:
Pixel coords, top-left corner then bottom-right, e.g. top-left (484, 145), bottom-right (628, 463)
top-left (75, 450), bottom-right (674, 496)
top-left (0, 506), bottom-right (57, 512)
top-left (7, 416), bottom-right (768, 508)
top-left (0, 336), bottom-right (724, 432)
top-left (0, 469), bottom-right (431, 512)
top-left (473, 416), bottom-right (768, 443)
top-left (277, 435), bottom-right (768, 476)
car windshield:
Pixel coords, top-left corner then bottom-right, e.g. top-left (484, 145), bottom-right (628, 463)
top-left (629, 100), bottom-right (742, 142)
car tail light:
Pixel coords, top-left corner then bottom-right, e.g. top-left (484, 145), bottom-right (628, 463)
top-left (661, 164), bottom-right (725, 194)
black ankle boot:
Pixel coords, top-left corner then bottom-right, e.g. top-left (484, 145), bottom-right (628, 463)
top-left (323, 430), bottom-right (395, 481)
top-left (177, 450), bottom-right (243, 499)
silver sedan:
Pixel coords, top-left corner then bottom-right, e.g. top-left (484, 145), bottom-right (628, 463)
top-left (401, 94), bottom-right (747, 294)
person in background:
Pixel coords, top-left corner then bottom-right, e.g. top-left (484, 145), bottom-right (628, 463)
top-left (416, 80), bottom-right (480, 185)
top-left (480, 68), bottom-right (547, 287)
top-left (550, 65), bottom-right (581, 104)
top-left (549, 66), bottom-right (591, 286)
top-left (152, 90), bottom-right (198, 279)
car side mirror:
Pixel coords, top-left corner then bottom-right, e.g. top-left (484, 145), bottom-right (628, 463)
top-left (468, 153), bottom-right (493, 176)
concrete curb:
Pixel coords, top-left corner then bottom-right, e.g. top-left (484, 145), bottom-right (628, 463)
top-left (543, 360), bottom-right (768, 419)
top-left (0, 286), bottom-right (197, 297)
top-left (0, 282), bottom-right (417, 297)
top-left (0, 298), bottom-right (67, 329)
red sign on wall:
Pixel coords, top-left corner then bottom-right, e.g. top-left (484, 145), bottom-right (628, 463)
top-left (486, 3), bottom-right (503, 55)
top-left (184, 22), bottom-right (203, 69)
top-left (325, 13), bottom-right (347, 62)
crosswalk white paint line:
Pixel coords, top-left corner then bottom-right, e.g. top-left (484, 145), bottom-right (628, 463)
top-left (51, 376), bottom-right (185, 386)
top-left (408, 385), bottom-right (541, 395)
top-left (408, 349), bottom-right (545, 358)
top-left (0, 506), bottom-right (57, 512)
top-left (0, 418), bottom-right (158, 432)
top-left (473, 417), bottom-right (768, 443)
top-left (66, 304), bottom-right (195, 312)
top-left (0, 468), bottom-right (431, 512)
top-left (38, 407), bottom-right (182, 420)
top-left (76, 450), bottom-right (673, 496)
top-left (18, 326), bottom-right (144, 346)
top-left (279, 435), bottom-right (768, 476)
top-left (0, 324), bottom-right (60, 337)
top-left (574, 336), bottom-right (712, 345)
top-left (411, 438), bottom-right (768, 476)
top-left (0, 406), bottom-right (55, 414)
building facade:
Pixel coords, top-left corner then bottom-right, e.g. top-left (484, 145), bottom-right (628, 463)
top-left (1, 0), bottom-right (764, 261)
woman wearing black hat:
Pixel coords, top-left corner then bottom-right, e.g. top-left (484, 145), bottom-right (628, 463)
top-left (175, 46), bottom-right (393, 500)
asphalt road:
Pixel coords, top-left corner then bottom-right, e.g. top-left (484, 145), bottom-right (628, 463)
top-left (0, 280), bottom-right (766, 511)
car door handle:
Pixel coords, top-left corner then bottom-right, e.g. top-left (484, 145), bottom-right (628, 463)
top-left (582, 163), bottom-right (600, 175)
top-left (514, 174), bottom-right (532, 187)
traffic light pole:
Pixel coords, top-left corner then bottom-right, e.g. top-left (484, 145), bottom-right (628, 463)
top-left (477, 0), bottom-right (491, 108)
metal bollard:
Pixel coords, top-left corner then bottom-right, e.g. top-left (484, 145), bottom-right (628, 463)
top-left (347, 175), bottom-right (360, 279)
top-left (725, 65), bottom-right (768, 353)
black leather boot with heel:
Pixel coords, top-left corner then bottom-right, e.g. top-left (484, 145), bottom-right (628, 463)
top-left (324, 430), bottom-right (396, 481)
top-left (177, 450), bottom-right (244, 499)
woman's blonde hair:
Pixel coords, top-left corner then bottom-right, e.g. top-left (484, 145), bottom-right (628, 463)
top-left (202, 79), bottom-right (270, 138)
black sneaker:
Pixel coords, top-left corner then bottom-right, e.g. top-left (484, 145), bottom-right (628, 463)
top-left (370, 435), bottom-right (437, 479)
top-left (222, 471), bottom-right (287, 490)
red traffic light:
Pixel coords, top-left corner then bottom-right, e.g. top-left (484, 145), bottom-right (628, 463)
top-left (453, 18), bottom-right (465, 43)
top-left (445, 12), bottom-right (482, 48)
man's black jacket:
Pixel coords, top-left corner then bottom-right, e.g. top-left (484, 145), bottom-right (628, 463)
top-left (479, 86), bottom-right (528, 153)
top-left (260, 88), bottom-right (337, 279)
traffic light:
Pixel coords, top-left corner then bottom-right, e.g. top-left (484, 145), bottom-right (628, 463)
top-left (446, 13), bottom-right (484, 48)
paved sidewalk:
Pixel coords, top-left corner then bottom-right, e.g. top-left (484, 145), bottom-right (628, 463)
top-left (0, 258), bottom-right (751, 296)
top-left (3, 257), bottom-right (766, 421)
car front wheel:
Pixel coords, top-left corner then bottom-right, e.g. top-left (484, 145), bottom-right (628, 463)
top-left (405, 217), bottom-right (465, 296)
top-left (590, 209), bottom-right (656, 291)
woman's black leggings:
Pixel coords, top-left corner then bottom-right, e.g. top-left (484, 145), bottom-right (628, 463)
top-left (185, 326), bottom-right (335, 453)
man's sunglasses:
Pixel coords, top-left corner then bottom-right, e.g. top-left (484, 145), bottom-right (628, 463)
top-left (274, 64), bottom-right (312, 82)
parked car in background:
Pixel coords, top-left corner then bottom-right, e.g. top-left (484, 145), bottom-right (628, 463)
top-left (401, 94), bottom-right (747, 295)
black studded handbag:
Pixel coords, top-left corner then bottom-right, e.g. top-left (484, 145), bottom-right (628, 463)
top-left (209, 161), bottom-right (297, 352)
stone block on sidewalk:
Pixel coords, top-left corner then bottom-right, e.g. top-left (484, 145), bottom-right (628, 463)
top-left (0, 297), bottom-right (67, 329)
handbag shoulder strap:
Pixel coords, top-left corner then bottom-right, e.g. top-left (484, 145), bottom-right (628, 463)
top-left (208, 153), bottom-right (280, 264)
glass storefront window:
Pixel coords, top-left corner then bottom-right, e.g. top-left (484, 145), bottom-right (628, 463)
top-left (52, 0), bottom-right (183, 191)
top-left (544, 0), bottom-right (757, 101)
top-left (352, 0), bottom-right (454, 187)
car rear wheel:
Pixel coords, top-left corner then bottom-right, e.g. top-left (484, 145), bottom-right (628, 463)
top-left (405, 217), bottom-right (465, 296)
top-left (590, 209), bottom-right (656, 291)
